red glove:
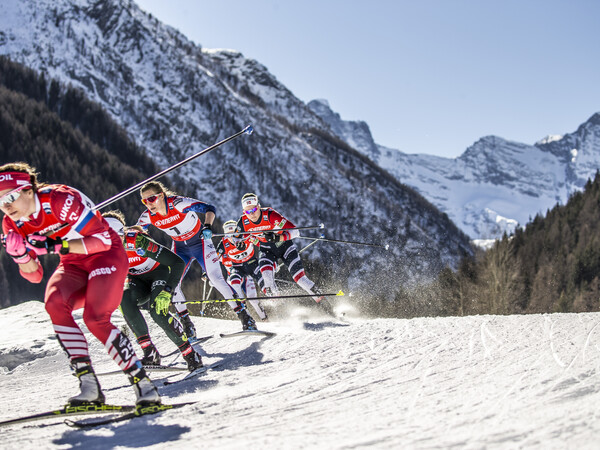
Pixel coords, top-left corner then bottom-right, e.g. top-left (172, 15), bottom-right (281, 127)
top-left (3, 231), bottom-right (32, 264)
top-left (26, 235), bottom-right (69, 255)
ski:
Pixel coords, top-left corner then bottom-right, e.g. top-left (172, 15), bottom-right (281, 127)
top-left (96, 364), bottom-right (189, 377)
top-left (188, 334), bottom-right (213, 344)
top-left (162, 361), bottom-right (222, 386)
top-left (156, 335), bottom-right (211, 363)
top-left (0, 403), bottom-right (136, 427)
top-left (219, 330), bottom-right (276, 339)
top-left (65, 401), bottom-right (200, 428)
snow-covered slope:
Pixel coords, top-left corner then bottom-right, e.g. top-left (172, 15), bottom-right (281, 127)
top-left (309, 99), bottom-right (600, 241)
top-left (2, 302), bottom-right (600, 448)
top-left (0, 0), bottom-right (472, 291)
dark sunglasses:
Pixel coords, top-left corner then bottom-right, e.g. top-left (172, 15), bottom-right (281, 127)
top-left (244, 206), bottom-right (259, 215)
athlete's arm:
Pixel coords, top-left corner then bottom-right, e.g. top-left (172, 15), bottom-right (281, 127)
top-left (135, 232), bottom-right (185, 288)
top-left (50, 189), bottom-right (112, 254)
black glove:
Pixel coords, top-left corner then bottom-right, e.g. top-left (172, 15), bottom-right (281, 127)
top-left (264, 231), bottom-right (279, 243)
top-left (27, 234), bottom-right (69, 255)
top-left (235, 240), bottom-right (246, 250)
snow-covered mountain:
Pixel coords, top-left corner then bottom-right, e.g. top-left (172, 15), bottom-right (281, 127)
top-left (309, 99), bottom-right (600, 241)
top-left (0, 0), bottom-right (472, 292)
top-left (2, 301), bottom-right (600, 448)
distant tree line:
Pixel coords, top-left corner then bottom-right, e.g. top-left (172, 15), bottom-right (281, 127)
top-left (0, 56), bottom-right (169, 306)
top-left (380, 172), bottom-right (600, 318)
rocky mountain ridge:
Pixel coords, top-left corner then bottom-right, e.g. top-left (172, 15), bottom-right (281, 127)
top-left (309, 98), bottom-right (600, 241)
top-left (0, 0), bottom-right (473, 294)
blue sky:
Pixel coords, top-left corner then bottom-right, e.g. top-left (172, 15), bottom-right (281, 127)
top-left (136, 0), bottom-right (600, 158)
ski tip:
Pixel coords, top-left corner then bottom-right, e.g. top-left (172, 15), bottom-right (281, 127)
top-left (336, 290), bottom-right (345, 297)
top-left (244, 125), bottom-right (254, 135)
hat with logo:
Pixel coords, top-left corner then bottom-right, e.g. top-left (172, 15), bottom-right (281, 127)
top-left (0, 172), bottom-right (32, 192)
top-left (223, 220), bottom-right (237, 234)
top-left (241, 193), bottom-right (259, 211)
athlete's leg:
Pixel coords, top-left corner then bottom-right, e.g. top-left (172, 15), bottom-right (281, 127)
top-left (82, 246), bottom-right (141, 371)
top-left (259, 250), bottom-right (280, 296)
top-left (44, 263), bottom-right (91, 361)
top-left (244, 274), bottom-right (267, 320)
top-left (282, 242), bottom-right (323, 300)
top-left (227, 268), bottom-right (245, 299)
top-left (170, 240), bottom-right (194, 315)
top-left (119, 279), bottom-right (151, 339)
top-left (201, 238), bottom-right (238, 309)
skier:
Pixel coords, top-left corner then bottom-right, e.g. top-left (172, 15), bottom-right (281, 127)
top-left (216, 220), bottom-right (268, 321)
top-left (0, 162), bottom-right (160, 406)
top-left (234, 193), bottom-right (333, 314)
top-left (102, 211), bottom-right (203, 371)
top-left (136, 181), bottom-right (256, 333)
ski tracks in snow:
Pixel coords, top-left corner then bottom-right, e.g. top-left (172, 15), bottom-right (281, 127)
top-left (3, 303), bottom-right (600, 448)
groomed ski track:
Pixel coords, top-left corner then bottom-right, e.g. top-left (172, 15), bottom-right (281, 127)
top-left (1, 301), bottom-right (600, 448)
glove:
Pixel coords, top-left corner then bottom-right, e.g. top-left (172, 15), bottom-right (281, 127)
top-left (235, 240), bottom-right (246, 250)
top-left (154, 289), bottom-right (172, 316)
top-left (3, 231), bottom-right (32, 264)
top-left (135, 233), bottom-right (149, 249)
top-left (26, 234), bottom-right (69, 255)
top-left (263, 231), bottom-right (279, 243)
top-left (201, 223), bottom-right (212, 240)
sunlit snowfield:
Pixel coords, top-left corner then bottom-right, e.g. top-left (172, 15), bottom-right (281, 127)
top-left (1, 301), bottom-right (599, 449)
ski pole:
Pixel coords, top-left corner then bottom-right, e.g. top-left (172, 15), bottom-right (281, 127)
top-left (299, 234), bottom-right (325, 254)
top-left (94, 125), bottom-right (253, 211)
top-left (212, 223), bottom-right (325, 238)
top-left (296, 236), bottom-right (389, 250)
top-left (34, 126), bottom-right (254, 238)
top-left (185, 290), bottom-right (345, 304)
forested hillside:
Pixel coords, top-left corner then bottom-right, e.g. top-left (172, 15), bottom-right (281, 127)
top-left (0, 56), bottom-right (164, 306)
top-left (385, 172), bottom-right (600, 318)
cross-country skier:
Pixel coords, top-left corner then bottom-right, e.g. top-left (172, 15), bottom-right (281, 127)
top-left (216, 220), bottom-right (268, 321)
top-left (234, 193), bottom-right (333, 314)
top-left (136, 181), bottom-right (256, 333)
top-left (0, 162), bottom-right (160, 406)
top-left (103, 211), bottom-right (203, 371)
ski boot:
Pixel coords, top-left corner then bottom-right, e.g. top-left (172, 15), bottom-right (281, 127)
top-left (68, 357), bottom-right (105, 406)
top-left (179, 313), bottom-right (197, 340)
top-left (182, 348), bottom-right (204, 371)
top-left (263, 287), bottom-right (274, 297)
top-left (248, 299), bottom-right (268, 321)
top-left (313, 287), bottom-right (335, 317)
top-left (126, 363), bottom-right (161, 406)
top-left (312, 286), bottom-right (326, 303)
top-left (235, 305), bottom-right (257, 331)
top-left (140, 343), bottom-right (161, 366)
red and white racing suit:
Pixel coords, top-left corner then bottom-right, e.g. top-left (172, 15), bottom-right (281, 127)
top-left (235, 207), bottom-right (319, 298)
top-left (2, 185), bottom-right (138, 370)
top-left (137, 196), bottom-right (236, 311)
top-left (217, 237), bottom-right (267, 320)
